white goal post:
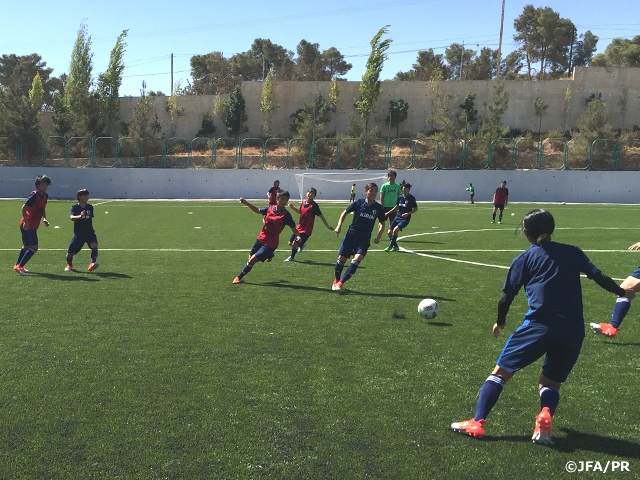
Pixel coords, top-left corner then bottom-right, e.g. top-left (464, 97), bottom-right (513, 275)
top-left (291, 172), bottom-right (389, 201)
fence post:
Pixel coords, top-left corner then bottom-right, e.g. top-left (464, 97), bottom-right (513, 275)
top-left (461, 141), bottom-right (468, 170)
top-left (613, 142), bottom-right (622, 170)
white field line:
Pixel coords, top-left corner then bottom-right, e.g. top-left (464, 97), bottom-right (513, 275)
top-left (397, 228), bottom-right (632, 281)
top-left (1, 224), bottom-right (631, 280)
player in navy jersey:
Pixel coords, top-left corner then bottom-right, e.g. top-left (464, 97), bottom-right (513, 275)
top-left (384, 180), bottom-right (418, 252)
top-left (233, 191), bottom-right (301, 284)
top-left (65, 189), bottom-right (99, 272)
top-left (491, 180), bottom-right (509, 224)
top-left (14, 174), bottom-right (51, 275)
top-left (451, 209), bottom-right (634, 444)
top-left (591, 240), bottom-right (640, 338)
top-left (332, 183), bottom-right (386, 291)
top-left (285, 187), bottom-right (333, 262)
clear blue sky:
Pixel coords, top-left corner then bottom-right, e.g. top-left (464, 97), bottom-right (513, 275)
top-left (4, 0), bottom-right (638, 96)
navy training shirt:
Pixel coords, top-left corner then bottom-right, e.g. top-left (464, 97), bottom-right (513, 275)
top-left (345, 198), bottom-right (386, 236)
top-left (70, 203), bottom-right (95, 236)
top-left (395, 193), bottom-right (418, 219)
top-left (503, 241), bottom-right (600, 331)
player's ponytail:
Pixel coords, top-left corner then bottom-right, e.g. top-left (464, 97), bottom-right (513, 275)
top-left (522, 209), bottom-right (554, 246)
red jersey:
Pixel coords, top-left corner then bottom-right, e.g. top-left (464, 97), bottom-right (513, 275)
top-left (296, 200), bottom-right (323, 236)
top-left (494, 187), bottom-right (509, 205)
top-left (257, 205), bottom-right (297, 249)
top-left (20, 190), bottom-right (48, 230)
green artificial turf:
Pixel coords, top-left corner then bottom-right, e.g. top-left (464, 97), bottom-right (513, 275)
top-left (0, 199), bottom-right (638, 479)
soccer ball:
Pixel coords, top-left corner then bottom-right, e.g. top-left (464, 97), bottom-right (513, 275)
top-left (418, 298), bottom-right (439, 319)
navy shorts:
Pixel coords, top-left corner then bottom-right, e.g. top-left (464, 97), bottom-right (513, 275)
top-left (68, 234), bottom-right (98, 254)
top-left (20, 226), bottom-right (38, 246)
top-left (494, 203), bottom-right (505, 210)
top-left (630, 266), bottom-right (640, 279)
top-left (249, 240), bottom-right (277, 262)
top-left (338, 232), bottom-right (370, 258)
top-left (496, 320), bottom-right (583, 383)
top-left (289, 233), bottom-right (309, 248)
top-left (390, 216), bottom-right (410, 231)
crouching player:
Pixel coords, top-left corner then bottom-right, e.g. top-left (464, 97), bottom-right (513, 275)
top-left (450, 209), bottom-right (634, 444)
top-left (66, 189), bottom-right (99, 272)
top-left (233, 191), bottom-right (301, 284)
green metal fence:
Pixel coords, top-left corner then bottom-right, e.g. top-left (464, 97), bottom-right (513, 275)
top-left (1, 136), bottom-right (639, 170)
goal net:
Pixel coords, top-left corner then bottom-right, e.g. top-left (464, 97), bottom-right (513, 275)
top-left (291, 172), bottom-right (389, 201)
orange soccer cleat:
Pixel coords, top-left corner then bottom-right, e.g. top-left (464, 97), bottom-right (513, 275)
top-left (532, 407), bottom-right (552, 444)
top-left (450, 418), bottom-right (485, 438)
top-left (590, 322), bottom-right (618, 338)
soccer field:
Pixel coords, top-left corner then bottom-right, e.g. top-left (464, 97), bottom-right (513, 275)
top-left (0, 199), bottom-right (639, 479)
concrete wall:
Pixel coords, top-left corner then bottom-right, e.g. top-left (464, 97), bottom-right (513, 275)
top-left (1, 167), bottom-right (638, 204)
top-left (38, 67), bottom-right (640, 140)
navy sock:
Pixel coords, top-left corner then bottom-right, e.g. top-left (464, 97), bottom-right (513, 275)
top-left (492, 212), bottom-right (496, 221)
top-left (611, 297), bottom-right (631, 328)
top-left (17, 247), bottom-right (27, 265)
top-left (335, 260), bottom-right (345, 281)
top-left (474, 374), bottom-right (505, 421)
top-left (91, 248), bottom-right (98, 263)
top-left (238, 263), bottom-right (253, 279)
top-left (391, 235), bottom-right (398, 247)
top-left (341, 260), bottom-right (360, 284)
top-left (539, 386), bottom-right (560, 416)
top-left (20, 248), bottom-right (36, 267)
top-left (290, 247), bottom-right (297, 259)
top-left (499, 213), bottom-right (503, 221)
top-left (66, 254), bottom-right (73, 265)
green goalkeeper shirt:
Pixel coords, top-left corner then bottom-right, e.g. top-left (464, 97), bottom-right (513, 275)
top-left (380, 182), bottom-right (402, 208)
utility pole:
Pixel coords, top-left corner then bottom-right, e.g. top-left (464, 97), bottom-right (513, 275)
top-left (567, 27), bottom-right (575, 78)
top-left (459, 41), bottom-right (464, 80)
top-left (170, 53), bottom-right (174, 95)
top-left (496, 0), bottom-right (505, 78)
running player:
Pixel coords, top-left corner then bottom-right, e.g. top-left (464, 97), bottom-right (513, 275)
top-left (285, 187), bottom-right (333, 262)
top-left (14, 174), bottom-right (51, 275)
top-left (491, 180), bottom-right (509, 224)
top-left (267, 180), bottom-right (281, 205)
top-left (450, 209), bottom-right (634, 444)
top-left (65, 189), bottom-right (99, 272)
top-left (233, 191), bottom-right (301, 284)
top-left (590, 240), bottom-right (640, 338)
top-left (384, 180), bottom-right (418, 252)
top-left (332, 183), bottom-right (386, 292)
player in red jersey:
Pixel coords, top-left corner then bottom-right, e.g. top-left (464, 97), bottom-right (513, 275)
top-left (267, 180), bottom-right (281, 205)
top-left (491, 180), bottom-right (509, 224)
top-left (284, 187), bottom-right (333, 262)
top-left (233, 191), bottom-right (301, 284)
top-left (14, 175), bottom-right (51, 275)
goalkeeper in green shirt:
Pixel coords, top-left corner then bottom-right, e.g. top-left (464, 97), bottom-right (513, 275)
top-left (466, 183), bottom-right (475, 204)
